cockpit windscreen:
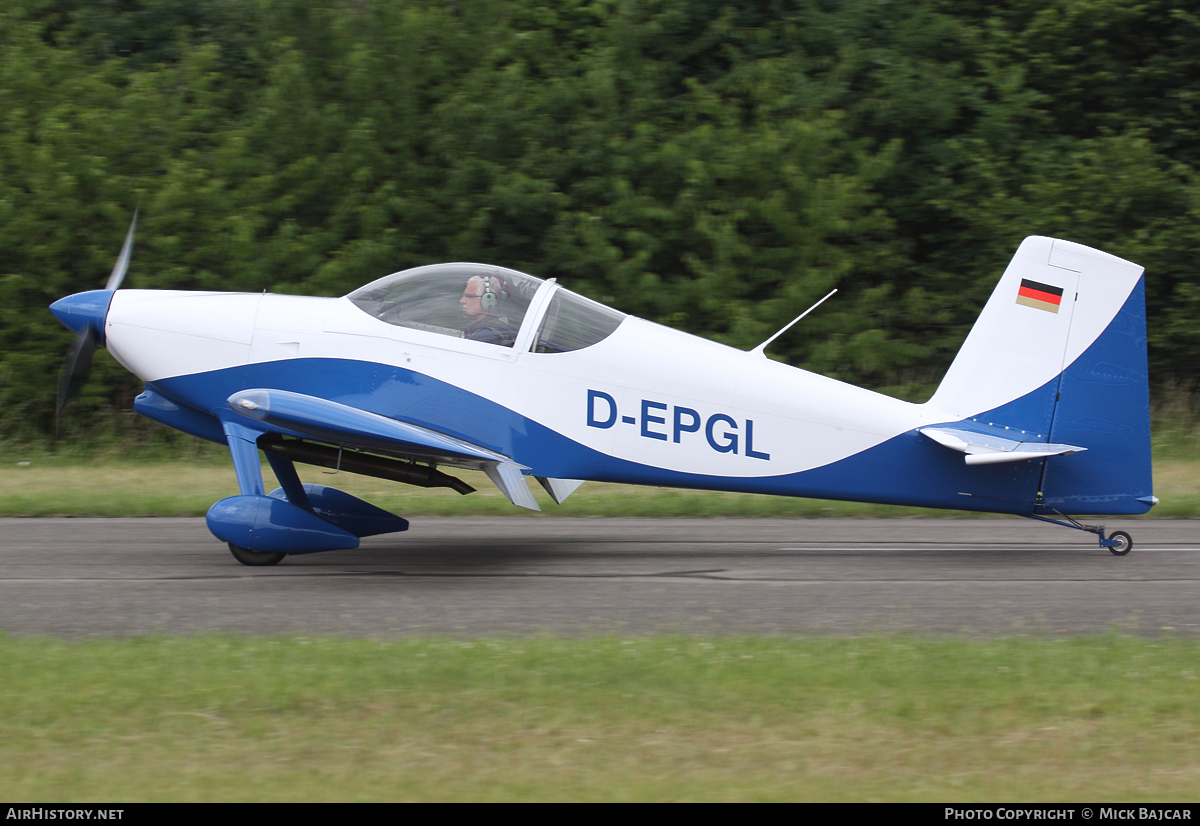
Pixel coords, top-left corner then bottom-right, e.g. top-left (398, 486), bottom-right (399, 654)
top-left (348, 263), bottom-right (540, 348)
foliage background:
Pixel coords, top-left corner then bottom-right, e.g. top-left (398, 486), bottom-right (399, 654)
top-left (2, 0), bottom-right (1198, 438)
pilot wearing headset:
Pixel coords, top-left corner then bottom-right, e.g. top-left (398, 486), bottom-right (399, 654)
top-left (459, 274), bottom-right (518, 347)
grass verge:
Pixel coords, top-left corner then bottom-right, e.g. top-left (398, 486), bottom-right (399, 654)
top-left (0, 460), bottom-right (990, 517)
top-left (1, 455), bottom-right (1197, 517)
top-left (3, 634), bottom-right (1199, 801)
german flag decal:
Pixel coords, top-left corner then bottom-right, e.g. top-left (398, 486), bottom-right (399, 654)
top-left (1016, 278), bottom-right (1064, 314)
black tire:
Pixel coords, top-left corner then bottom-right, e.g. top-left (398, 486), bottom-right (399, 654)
top-left (1108, 531), bottom-right (1132, 556)
top-left (228, 543), bottom-right (286, 566)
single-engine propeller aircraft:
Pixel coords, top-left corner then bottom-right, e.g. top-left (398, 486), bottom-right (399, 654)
top-left (51, 214), bottom-right (1156, 565)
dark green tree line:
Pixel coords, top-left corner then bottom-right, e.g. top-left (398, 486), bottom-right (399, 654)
top-left (2, 0), bottom-right (1197, 437)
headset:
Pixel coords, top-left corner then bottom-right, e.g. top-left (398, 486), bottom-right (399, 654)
top-left (478, 274), bottom-right (508, 311)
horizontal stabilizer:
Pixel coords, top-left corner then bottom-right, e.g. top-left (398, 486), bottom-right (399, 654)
top-left (919, 426), bottom-right (1086, 466)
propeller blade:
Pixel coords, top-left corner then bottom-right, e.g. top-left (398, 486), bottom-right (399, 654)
top-left (57, 209), bottom-right (136, 432)
top-left (104, 207), bottom-right (137, 292)
top-left (56, 326), bottom-right (97, 434)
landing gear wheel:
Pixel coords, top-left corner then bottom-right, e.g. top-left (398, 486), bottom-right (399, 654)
top-left (1108, 531), bottom-right (1132, 556)
top-left (228, 543), bottom-right (286, 567)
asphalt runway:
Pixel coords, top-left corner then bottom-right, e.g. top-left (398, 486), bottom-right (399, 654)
top-left (2, 517), bottom-right (1198, 637)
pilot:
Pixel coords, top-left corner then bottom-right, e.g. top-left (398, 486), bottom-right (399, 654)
top-left (459, 274), bottom-right (518, 346)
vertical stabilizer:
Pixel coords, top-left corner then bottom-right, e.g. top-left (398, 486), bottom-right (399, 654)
top-left (928, 236), bottom-right (1152, 514)
top-left (930, 237), bottom-right (1083, 433)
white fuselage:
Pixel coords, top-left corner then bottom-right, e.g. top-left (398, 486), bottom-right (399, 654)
top-left (104, 285), bottom-right (953, 480)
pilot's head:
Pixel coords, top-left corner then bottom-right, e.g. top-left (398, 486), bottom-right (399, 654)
top-left (460, 274), bottom-right (507, 319)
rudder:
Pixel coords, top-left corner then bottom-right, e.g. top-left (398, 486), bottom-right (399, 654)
top-left (1039, 269), bottom-right (1153, 515)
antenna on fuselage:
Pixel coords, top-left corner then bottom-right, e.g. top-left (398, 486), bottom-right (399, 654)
top-left (748, 289), bottom-right (837, 358)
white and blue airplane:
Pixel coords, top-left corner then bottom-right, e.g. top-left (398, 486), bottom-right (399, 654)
top-left (51, 216), bottom-right (1156, 565)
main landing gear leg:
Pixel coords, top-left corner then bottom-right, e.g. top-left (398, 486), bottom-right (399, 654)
top-left (1026, 511), bottom-right (1133, 556)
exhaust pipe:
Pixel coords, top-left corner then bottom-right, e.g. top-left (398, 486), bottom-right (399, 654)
top-left (259, 436), bottom-right (475, 495)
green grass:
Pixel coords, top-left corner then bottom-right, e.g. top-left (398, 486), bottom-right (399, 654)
top-left (0, 459), bottom-right (1001, 518)
top-left (2, 634), bottom-right (1199, 801)
top-left (1, 431), bottom-right (1197, 517)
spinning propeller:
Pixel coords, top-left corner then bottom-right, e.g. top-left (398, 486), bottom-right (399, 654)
top-left (53, 210), bottom-right (137, 432)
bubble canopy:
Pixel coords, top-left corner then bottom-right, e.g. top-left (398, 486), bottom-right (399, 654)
top-left (347, 263), bottom-right (625, 353)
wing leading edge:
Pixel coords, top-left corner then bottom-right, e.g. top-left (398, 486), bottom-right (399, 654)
top-left (226, 388), bottom-right (541, 510)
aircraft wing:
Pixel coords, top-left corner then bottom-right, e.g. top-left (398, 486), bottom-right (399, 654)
top-left (919, 425), bottom-right (1087, 466)
top-left (226, 388), bottom-right (541, 510)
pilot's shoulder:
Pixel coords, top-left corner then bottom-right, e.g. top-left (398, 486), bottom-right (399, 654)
top-left (467, 320), bottom-right (516, 346)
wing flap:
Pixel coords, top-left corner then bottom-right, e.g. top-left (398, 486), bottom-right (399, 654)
top-left (486, 463), bottom-right (541, 512)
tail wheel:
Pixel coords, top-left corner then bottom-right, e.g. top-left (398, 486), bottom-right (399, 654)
top-left (1108, 531), bottom-right (1132, 556)
top-left (228, 543), bottom-right (286, 566)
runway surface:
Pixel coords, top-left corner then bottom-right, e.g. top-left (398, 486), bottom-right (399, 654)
top-left (2, 517), bottom-right (1197, 636)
